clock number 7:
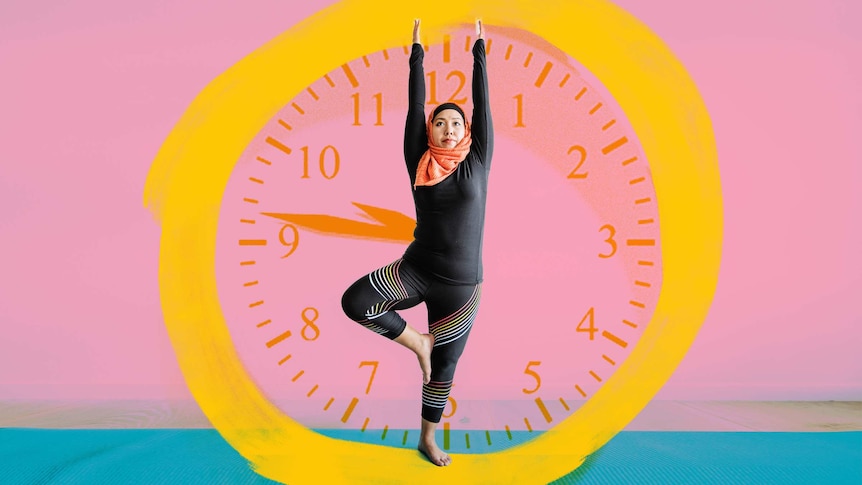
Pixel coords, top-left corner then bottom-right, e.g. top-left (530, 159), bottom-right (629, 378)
top-left (351, 92), bottom-right (384, 126)
top-left (522, 361), bottom-right (542, 394)
top-left (358, 361), bottom-right (378, 395)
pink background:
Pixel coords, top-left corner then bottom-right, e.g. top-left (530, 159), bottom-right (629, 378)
top-left (1, 0), bottom-right (859, 402)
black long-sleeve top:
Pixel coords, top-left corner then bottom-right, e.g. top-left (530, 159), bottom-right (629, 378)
top-left (402, 40), bottom-right (494, 285)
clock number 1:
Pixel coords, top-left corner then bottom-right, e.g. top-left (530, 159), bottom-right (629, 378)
top-left (351, 92), bottom-right (384, 126)
top-left (426, 70), bottom-right (468, 105)
top-left (513, 94), bottom-right (526, 128)
top-left (522, 361), bottom-right (542, 394)
top-left (300, 145), bottom-right (340, 180)
top-left (358, 361), bottom-right (378, 395)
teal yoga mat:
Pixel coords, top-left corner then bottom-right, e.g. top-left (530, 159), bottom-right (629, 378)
top-left (1, 429), bottom-right (859, 484)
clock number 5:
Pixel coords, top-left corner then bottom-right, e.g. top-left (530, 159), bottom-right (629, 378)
top-left (522, 361), bottom-right (542, 394)
top-left (598, 224), bottom-right (617, 258)
top-left (358, 361), bottom-right (378, 395)
top-left (300, 145), bottom-right (340, 180)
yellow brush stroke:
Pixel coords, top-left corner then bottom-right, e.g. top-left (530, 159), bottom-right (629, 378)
top-left (143, 0), bottom-right (721, 483)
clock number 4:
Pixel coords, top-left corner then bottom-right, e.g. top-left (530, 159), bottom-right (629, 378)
top-left (351, 92), bottom-right (384, 126)
top-left (577, 307), bottom-right (598, 340)
top-left (300, 146), bottom-right (340, 179)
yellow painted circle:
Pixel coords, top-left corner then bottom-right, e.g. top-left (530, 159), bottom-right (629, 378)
top-left (144, 0), bottom-right (721, 483)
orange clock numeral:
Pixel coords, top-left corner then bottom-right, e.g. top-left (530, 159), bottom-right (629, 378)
top-left (351, 92), bottom-right (384, 126)
top-left (299, 145), bottom-right (340, 180)
top-left (278, 223), bottom-right (299, 258)
top-left (426, 70), bottom-right (468, 105)
top-left (300, 307), bottom-right (320, 341)
top-left (358, 360), bottom-right (378, 395)
top-left (566, 145), bottom-right (588, 179)
top-left (598, 224), bottom-right (617, 258)
top-left (442, 395), bottom-right (457, 419)
top-left (513, 94), bottom-right (526, 128)
top-left (522, 361), bottom-right (542, 394)
top-left (577, 307), bottom-right (598, 340)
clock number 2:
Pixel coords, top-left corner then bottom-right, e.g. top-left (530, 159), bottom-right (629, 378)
top-left (300, 145), bottom-right (340, 179)
top-left (522, 361), bottom-right (542, 394)
top-left (426, 70), bottom-right (468, 105)
top-left (358, 361), bottom-right (378, 395)
top-left (351, 92), bottom-right (384, 126)
top-left (598, 224), bottom-right (617, 258)
top-left (567, 145), bottom-right (588, 179)
top-left (278, 224), bottom-right (299, 258)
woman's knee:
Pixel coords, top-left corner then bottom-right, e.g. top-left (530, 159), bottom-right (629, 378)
top-left (341, 280), bottom-right (369, 321)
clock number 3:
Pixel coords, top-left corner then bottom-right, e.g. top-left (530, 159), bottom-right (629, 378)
top-left (598, 224), bottom-right (617, 258)
top-left (522, 361), bottom-right (542, 394)
top-left (300, 145), bottom-right (340, 179)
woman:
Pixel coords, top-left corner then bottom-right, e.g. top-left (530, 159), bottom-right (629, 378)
top-left (341, 18), bottom-right (492, 467)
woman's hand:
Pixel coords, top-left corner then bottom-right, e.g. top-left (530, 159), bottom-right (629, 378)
top-left (413, 19), bottom-right (421, 44)
top-left (476, 19), bottom-right (484, 40)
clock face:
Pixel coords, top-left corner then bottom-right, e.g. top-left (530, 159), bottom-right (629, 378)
top-left (215, 26), bottom-right (661, 452)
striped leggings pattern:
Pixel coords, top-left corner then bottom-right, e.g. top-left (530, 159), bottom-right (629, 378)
top-left (357, 260), bottom-right (409, 335)
top-left (429, 285), bottom-right (481, 347)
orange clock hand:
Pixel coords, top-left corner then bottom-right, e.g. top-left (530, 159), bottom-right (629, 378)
top-left (262, 202), bottom-right (415, 243)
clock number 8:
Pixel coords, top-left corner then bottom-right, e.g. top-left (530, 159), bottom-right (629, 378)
top-left (300, 307), bottom-right (320, 341)
top-left (300, 145), bottom-right (340, 179)
top-left (426, 70), bottom-right (468, 105)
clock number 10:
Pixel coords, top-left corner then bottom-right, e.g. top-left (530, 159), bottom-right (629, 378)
top-left (300, 146), bottom-right (340, 179)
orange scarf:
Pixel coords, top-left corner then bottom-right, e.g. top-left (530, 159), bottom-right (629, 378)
top-left (414, 113), bottom-right (472, 188)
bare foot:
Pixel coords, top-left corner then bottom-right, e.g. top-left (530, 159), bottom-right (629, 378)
top-left (418, 439), bottom-right (451, 466)
top-left (417, 333), bottom-right (434, 384)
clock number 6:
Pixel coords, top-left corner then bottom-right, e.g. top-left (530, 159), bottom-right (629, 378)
top-left (300, 145), bottom-right (340, 179)
top-left (522, 361), bottom-right (542, 394)
top-left (598, 224), bottom-right (617, 258)
top-left (300, 307), bottom-right (320, 341)
top-left (358, 361), bottom-right (378, 395)
top-left (278, 224), bottom-right (299, 258)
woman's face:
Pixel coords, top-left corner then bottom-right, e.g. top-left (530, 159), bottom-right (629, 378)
top-left (431, 109), bottom-right (465, 148)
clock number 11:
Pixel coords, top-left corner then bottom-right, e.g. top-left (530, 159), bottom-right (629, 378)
top-left (351, 92), bottom-right (384, 126)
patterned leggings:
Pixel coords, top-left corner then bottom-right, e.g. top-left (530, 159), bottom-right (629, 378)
top-left (341, 258), bottom-right (481, 423)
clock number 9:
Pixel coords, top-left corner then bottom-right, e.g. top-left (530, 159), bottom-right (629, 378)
top-left (300, 145), bottom-right (340, 180)
top-left (359, 361), bottom-right (378, 395)
top-left (300, 307), bottom-right (320, 341)
top-left (598, 224), bottom-right (617, 258)
top-left (279, 223), bottom-right (299, 258)
top-left (522, 361), bottom-right (542, 394)
top-left (567, 145), bottom-right (588, 179)
top-left (351, 92), bottom-right (384, 126)
top-left (426, 70), bottom-right (468, 105)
